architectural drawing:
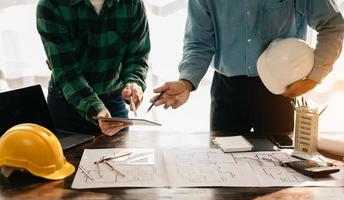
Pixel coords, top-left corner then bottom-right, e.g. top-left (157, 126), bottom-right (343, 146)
top-left (71, 148), bottom-right (168, 189)
top-left (163, 148), bottom-right (344, 187)
top-left (72, 148), bottom-right (344, 188)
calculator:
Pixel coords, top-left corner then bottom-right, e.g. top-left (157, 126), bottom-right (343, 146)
top-left (284, 159), bottom-right (340, 177)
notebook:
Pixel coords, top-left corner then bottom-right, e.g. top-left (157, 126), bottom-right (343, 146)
top-left (213, 135), bottom-right (254, 152)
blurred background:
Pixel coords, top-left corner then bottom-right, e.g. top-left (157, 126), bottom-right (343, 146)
top-left (0, 0), bottom-right (343, 133)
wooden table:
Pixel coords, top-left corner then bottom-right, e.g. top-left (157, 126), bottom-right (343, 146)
top-left (1, 131), bottom-right (344, 200)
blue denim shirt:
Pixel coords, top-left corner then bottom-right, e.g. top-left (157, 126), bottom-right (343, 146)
top-left (179, 0), bottom-right (344, 89)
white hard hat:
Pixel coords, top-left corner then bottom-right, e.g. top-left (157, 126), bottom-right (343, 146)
top-left (257, 38), bottom-right (314, 94)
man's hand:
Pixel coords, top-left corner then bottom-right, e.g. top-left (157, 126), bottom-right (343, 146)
top-left (97, 109), bottom-right (130, 136)
top-left (283, 79), bottom-right (318, 98)
top-left (122, 82), bottom-right (143, 110)
top-left (150, 80), bottom-right (193, 109)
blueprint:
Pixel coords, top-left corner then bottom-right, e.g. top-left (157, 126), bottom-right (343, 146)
top-left (72, 148), bottom-right (344, 188)
top-left (163, 148), bottom-right (344, 187)
top-left (71, 148), bottom-right (168, 189)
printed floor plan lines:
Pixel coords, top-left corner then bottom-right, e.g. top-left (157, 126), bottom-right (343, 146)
top-left (72, 148), bottom-right (168, 188)
top-left (72, 148), bottom-right (344, 188)
top-left (163, 148), bottom-right (344, 187)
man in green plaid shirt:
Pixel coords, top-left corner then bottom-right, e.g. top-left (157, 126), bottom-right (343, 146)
top-left (36, 0), bottom-right (150, 135)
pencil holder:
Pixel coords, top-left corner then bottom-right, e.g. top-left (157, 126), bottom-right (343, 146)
top-left (294, 106), bottom-right (319, 153)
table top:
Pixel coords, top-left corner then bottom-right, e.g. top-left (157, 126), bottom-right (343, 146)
top-left (1, 130), bottom-right (344, 200)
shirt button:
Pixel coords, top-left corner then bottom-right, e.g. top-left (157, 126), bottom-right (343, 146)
top-left (248, 66), bottom-right (252, 69)
top-left (247, 38), bottom-right (252, 43)
top-left (247, 11), bottom-right (251, 15)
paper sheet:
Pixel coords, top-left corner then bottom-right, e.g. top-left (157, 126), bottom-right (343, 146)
top-left (72, 148), bottom-right (344, 188)
top-left (163, 148), bottom-right (344, 187)
top-left (71, 148), bottom-right (168, 189)
top-left (164, 148), bottom-right (259, 187)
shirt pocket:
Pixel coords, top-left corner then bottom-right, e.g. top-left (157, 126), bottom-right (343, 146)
top-left (259, 0), bottom-right (295, 42)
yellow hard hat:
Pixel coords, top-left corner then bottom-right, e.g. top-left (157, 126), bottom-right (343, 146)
top-left (0, 123), bottom-right (75, 180)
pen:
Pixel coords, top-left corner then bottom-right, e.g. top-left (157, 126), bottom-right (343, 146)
top-left (146, 91), bottom-right (166, 113)
top-left (291, 154), bottom-right (306, 160)
top-left (319, 105), bottom-right (328, 116)
top-left (301, 96), bottom-right (305, 106)
top-left (130, 96), bottom-right (137, 117)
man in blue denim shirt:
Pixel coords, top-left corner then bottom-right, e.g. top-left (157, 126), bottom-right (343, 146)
top-left (152, 0), bottom-right (344, 134)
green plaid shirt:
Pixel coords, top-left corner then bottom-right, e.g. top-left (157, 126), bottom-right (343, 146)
top-left (36, 0), bottom-right (150, 121)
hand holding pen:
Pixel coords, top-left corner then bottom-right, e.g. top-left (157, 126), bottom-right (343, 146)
top-left (122, 83), bottom-right (142, 117)
top-left (149, 80), bottom-right (193, 111)
top-left (147, 91), bottom-right (166, 113)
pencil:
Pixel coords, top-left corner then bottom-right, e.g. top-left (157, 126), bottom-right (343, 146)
top-left (104, 161), bottom-right (125, 177)
top-left (146, 91), bottom-right (166, 113)
top-left (296, 99), bottom-right (300, 107)
top-left (130, 96), bottom-right (137, 117)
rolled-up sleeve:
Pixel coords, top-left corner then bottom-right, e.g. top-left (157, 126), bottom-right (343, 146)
top-left (304, 0), bottom-right (344, 83)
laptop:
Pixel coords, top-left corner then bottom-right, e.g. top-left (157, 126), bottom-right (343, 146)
top-left (0, 85), bottom-right (95, 150)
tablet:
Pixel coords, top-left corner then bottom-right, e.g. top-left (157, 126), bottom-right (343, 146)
top-left (93, 117), bottom-right (161, 126)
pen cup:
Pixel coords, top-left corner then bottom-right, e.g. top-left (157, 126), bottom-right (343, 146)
top-left (294, 106), bottom-right (319, 153)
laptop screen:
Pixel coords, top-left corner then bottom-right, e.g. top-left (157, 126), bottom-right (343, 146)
top-left (0, 85), bottom-right (55, 135)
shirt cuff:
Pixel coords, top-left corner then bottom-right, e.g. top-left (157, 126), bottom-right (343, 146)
top-left (123, 78), bottom-right (146, 92)
top-left (86, 102), bottom-right (107, 124)
top-left (179, 71), bottom-right (202, 90)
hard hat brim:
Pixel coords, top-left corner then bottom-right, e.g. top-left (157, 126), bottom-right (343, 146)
top-left (41, 161), bottom-right (75, 180)
top-left (257, 51), bottom-right (286, 95)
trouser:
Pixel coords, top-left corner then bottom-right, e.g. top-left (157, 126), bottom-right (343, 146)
top-left (210, 72), bottom-right (294, 135)
top-left (47, 80), bottom-right (128, 135)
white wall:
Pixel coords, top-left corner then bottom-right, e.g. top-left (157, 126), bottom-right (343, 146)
top-left (0, 0), bottom-right (343, 132)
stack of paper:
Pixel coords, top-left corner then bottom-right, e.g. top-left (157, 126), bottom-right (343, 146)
top-left (213, 135), bottom-right (254, 152)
